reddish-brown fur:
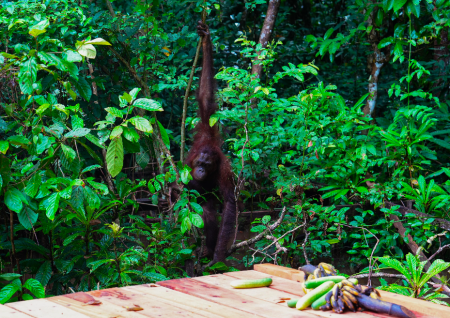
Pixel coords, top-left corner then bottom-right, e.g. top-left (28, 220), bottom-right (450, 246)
top-left (184, 21), bottom-right (236, 263)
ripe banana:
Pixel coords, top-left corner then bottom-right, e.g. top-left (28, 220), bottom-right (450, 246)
top-left (342, 285), bottom-right (360, 296)
top-left (342, 290), bottom-right (359, 305)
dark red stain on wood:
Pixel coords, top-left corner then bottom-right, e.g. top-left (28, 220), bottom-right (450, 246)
top-left (64, 292), bottom-right (98, 304)
top-left (89, 288), bottom-right (131, 300)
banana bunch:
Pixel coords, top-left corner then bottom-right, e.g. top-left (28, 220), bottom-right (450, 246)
top-left (301, 263), bottom-right (337, 294)
top-left (319, 280), bottom-right (381, 314)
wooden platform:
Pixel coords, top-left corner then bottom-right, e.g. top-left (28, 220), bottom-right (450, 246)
top-left (1, 264), bottom-right (449, 317)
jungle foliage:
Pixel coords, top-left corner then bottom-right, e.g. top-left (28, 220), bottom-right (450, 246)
top-left (1, 0), bottom-right (450, 305)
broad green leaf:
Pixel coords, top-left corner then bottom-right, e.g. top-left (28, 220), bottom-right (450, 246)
top-left (0, 284), bottom-right (19, 304)
top-left (393, 0), bottom-right (407, 12)
top-left (29, 19), bottom-right (49, 38)
top-left (73, 76), bottom-right (92, 102)
top-left (61, 144), bottom-right (76, 162)
top-left (43, 193), bottom-right (60, 220)
top-left (64, 50), bottom-right (82, 62)
top-left (324, 28), bottom-right (334, 40)
top-left (129, 88), bottom-right (141, 101)
top-left (5, 188), bottom-right (24, 213)
top-left (65, 128), bottom-right (91, 138)
top-left (85, 38), bottom-right (112, 46)
top-left (77, 44), bottom-right (96, 59)
top-left (158, 121), bottom-right (169, 149)
top-left (110, 126), bottom-right (124, 139)
top-left (0, 140), bottom-right (9, 154)
top-left (190, 202), bottom-right (203, 214)
top-left (133, 98), bottom-right (164, 111)
top-left (106, 137), bottom-right (124, 177)
top-left (81, 165), bottom-right (101, 174)
top-left (181, 216), bottom-right (192, 234)
top-left (23, 278), bottom-right (45, 298)
top-left (123, 127), bottom-right (140, 143)
top-left (105, 107), bottom-right (124, 118)
top-left (189, 213), bottom-right (204, 228)
top-left (18, 207), bottom-right (38, 230)
top-left (35, 261), bottom-right (52, 286)
top-left (129, 117), bottom-right (153, 133)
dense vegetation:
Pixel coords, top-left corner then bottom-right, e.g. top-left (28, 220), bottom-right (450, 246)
top-left (1, 0), bottom-right (450, 305)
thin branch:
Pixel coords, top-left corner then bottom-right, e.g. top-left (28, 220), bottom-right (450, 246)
top-left (350, 273), bottom-right (406, 279)
top-left (228, 207), bottom-right (287, 255)
top-left (302, 229), bottom-right (310, 265)
top-left (340, 223), bottom-right (379, 287)
top-left (428, 244), bottom-right (450, 263)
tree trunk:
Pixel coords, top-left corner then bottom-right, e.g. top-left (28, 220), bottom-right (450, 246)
top-left (362, 7), bottom-right (389, 118)
top-left (251, 0), bottom-right (281, 79)
top-left (433, 27), bottom-right (449, 98)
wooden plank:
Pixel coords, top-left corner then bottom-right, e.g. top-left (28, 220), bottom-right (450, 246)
top-left (6, 299), bottom-right (89, 318)
top-left (198, 273), bottom-right (383, 318)
top-left (87, 287), bottom-right (210, 317)
top-left (158, 277), bottom-right (317, 318)
top-left (224, 270), bottom-right (306, 296)
top-left (254, 264), bottom-right (449, 318)
top-left (254, 263), bottom-right (300, 280)
top-left (128, 284), bottom-right (259, 318)
top-left (0, 304), bottom-right (34, 318)
top-left (48, 293), bottom-right (146, 318)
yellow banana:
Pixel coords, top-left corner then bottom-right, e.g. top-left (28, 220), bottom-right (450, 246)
top-left (370, 290), bottom-right (381, 300)
top-left (332, 284), bottom-right (340, 299)
top-left (342, 285), bottom-right (360, 296)
top-left (341, 279), bottom-right (356, 289)
top-left (341, 294), bottom-right (356, 312)
top-left (342, 290), bottom-right (359, 305)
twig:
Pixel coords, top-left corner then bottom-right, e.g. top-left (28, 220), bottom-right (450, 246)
top-left (302, 229), bottom-right (310, 265)
top-left (428, 244), bottom-right (450, 263)
top-left (350, 273), bottom-right (406, 279)
top-left (340, 223), bottom-right (379, 286)
top-left (228, 207), bottom-right (287, 255)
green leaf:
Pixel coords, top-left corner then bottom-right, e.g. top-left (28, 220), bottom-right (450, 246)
top-left (129, 88), bottom-right (141, 101)
top-left (65, 128), bottom-right (91, 138)
top-left (181, 216), bottom-right (192, 234)
top-left (190, 202), bottom-right (203, 214)
top-left (326, 238), bottom-right (340, 244)
top-left (129, 117), bottom-right (153, 133)
top-left (35, 261), bottom-right (52, 286)
top-left (73, 76), bottom-right (92, 102)
top-left (61, 144), bottom-right (76, 162)
top-left (0, 140), bottom-right (9, 154)
top-left (23, 278), bottom-right (45, 298)
top-left (105, 107), bottom-right (124, 118)
top-left (86, 179), bottom-right (109, 195)
top-left (324, 28), bottom-right (334, 40)
top-left (0, 284), bottom-right (19, 304)
top-left (393, 0), bottom-right (408, 12)
top-left (383, 0), bottom-right (395, 11)
top-left (133, 98), bottom-right (164, 111)
top-left (43, 193), bottom-right (60, 220)
top-left (29, 19), bottom-right (49, 38)
top-left (64, 50), bottom-right (82, 62)
top-left (85, 38), bottom-right (112, 46)
top-left (106, 137), bottom-right (124, 177)
top-left (5, 188), bottom-right (24, 213)
top-left (81, 165), bottom-right (101, 174)
top-left (77, 44), bottom-right (96, 59)
top-left (0, 273), bottom-right (21, 281)
top-left (18, 207), bottom-right (38, 230)
top-left (110, 126), bottom-right (124, 139)
top-left (158, 121), bottom-right (170, 149)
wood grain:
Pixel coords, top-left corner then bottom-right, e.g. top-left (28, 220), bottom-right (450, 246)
top-left (87, 287), bottom-right (209, 317)
top-left (6, 299), bottom-right (89, 318)
top-left (0, 304), bottom-right (34, 318)
top-left (128, 284), bottom-right (258, 318)
top-left (158, 277), bottom-right (316, 318)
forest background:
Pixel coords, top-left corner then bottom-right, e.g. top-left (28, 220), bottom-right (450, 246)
top-left (1, 0), bottom-right (450, 305)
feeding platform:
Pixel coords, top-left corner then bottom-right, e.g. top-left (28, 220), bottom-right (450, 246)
top-left (1, 264), bottom-right (449, 317)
